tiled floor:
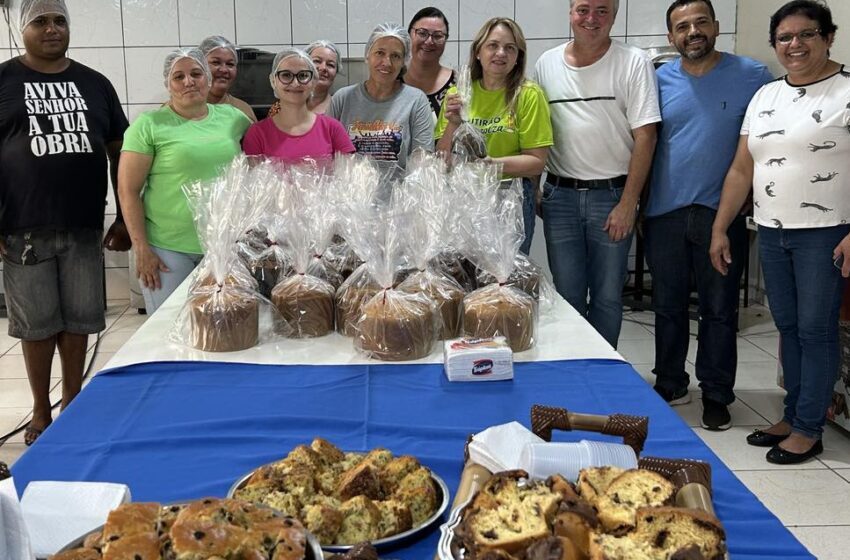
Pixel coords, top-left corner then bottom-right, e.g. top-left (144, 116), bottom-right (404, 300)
top-left (1, 301), bottom-right (848, 558)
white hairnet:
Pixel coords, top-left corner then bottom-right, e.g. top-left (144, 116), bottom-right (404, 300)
top-left (199, 35), bottom-right (238, 59)
top-left (163, 47), bottom-right (212, 89)
top-left (268, 47), bottom-right (317, 98)
top-left (18, 0), bottom-right (69, 32)
top-left (365, 22), bottom-right (411, 66)
top-left (306, 40), bottom-right (341, 67)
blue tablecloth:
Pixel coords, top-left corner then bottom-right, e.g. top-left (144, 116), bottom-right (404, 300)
top-left (12, 359), bottom-right (812, 559)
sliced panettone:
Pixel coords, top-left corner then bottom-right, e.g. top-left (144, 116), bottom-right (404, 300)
top-left (469, 470), bottom-right (528, 510)
top-left (285, 444), bottom-right (325, 471)
top-left (101, 502), bottom-right (161, 560)
top-left (632, 507), bottom-right (726, 560)
top-left (362, 448), bottom-right (394, 469)
top-left (520, 481), bottom-right (562, 522)
top-left (311, 437), bottom-right (346, 465)
top-left (547, 474), bottom-right (582, 503)
top-left (302, 502), bottom-right (344, 544)
top-left (393, 467), bottom-right (438, 525)
top-left (588, 533), bottom-right (666, 560)
top-left (553, 494), bottom-right (600, 558)
top-left (375, 498), bottom-right (414, 538)
top-left (525, 535), bottom-right (586, 560)
top-left (595, 470), bottom-right (676, 535)
top-left (462, 502), bottom-right (551, 555)
top-left (380, 455), bottom-right (421, 493)
top-left (337, 496), bottom-right (382, 543)
top-left (262, 491), bottom-right (302, 517)
top-left (337, 461), bottom-right (385, 501)
top-left (49, 550), bottom-right (102, 560)
top-left (577, 467), bottom-right (626, 506)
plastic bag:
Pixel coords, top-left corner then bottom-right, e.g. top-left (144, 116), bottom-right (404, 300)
top-left (454, 161), bottom-right (538, 352)
top-left (451, 65), bottom-right (487, 161)
top-left (268, 162), bottom-right (337, 338)
top-left (172, 156), bottom-right (280, 351)
top-left (350, 199), bottom-right (439, 361)
top-left (394, 151), bottom-right (465, 339)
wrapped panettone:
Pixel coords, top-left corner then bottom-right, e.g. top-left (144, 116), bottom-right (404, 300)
top-left (272, 274), bottom-right (335, 337)
top-left (188, 274), bottom-right (259, 352)
top-left (356, 289), bottom-right (437, 361)
top-left (398, 269), bottom-right (464, 339)
top-left (477, 252), bottom-right (541, 300)
top-left (336, 264), bottom-right (381, 336)
top-left (462, 283), bottom-right (536, 352)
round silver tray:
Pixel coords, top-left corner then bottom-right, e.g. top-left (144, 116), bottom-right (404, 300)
top-left (228, 462), bottom-right (451, 553)
top-left (56, 503), bottom-right (325, 559)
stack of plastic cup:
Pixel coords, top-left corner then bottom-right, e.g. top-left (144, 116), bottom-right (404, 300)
top-left (518, 440), bottom-right (638, 481)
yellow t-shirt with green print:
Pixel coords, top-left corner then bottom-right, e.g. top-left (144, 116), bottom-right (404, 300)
top-left (435, 79), bottom-right (553, 176)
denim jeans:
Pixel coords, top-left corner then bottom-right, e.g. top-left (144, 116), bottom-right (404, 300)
top-left (520, 177), bottom-right (536, 256)
top-left (759, 224), bottom-right (850, 439)
top-left (142, 246), bottom-right (204, 313)
top-left (541, 180), bottom-right (632, 347)
top-left (644, 206), bottom-right (747, 405)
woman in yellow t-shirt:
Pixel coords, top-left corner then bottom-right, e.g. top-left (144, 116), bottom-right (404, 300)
top-left (435, 17), bottom-right (553, 255)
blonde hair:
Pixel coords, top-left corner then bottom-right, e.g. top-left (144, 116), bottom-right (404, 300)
top-left (468, 18), bottom-right (528, 117)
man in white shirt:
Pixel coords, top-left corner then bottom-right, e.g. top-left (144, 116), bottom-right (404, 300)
top-left (534, 0), bottom-right (660, 348)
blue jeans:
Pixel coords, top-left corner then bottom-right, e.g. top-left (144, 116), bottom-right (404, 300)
top-left (759, 225), bottom-right (849, 439)
top-left (142, 246), bottom-right (203, 313)
top-left (541, 181), bottom-right (632, 347)
top-left (645, 206), bottom-right (747, 405)
top-left (520, 177), bottom-right (535, 256)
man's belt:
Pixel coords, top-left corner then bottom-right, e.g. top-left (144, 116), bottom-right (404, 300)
top-left (547, 174), bottom-right (627, 190)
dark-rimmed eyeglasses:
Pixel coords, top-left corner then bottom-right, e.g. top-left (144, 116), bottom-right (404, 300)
top-left (412, 28), bottom-right (448, 43)
top-left (776, 28), bottom-right (821, 45)
top-left (275, 70), bottom-right (314, 84)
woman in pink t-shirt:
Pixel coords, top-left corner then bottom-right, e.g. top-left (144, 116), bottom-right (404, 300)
top-left (242, 47), bottom-right (355, 163)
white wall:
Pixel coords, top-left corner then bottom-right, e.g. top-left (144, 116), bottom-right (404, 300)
top-left (0, 0), bottom-right (741, 300)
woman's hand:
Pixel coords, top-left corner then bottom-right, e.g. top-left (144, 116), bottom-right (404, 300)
top-left (709, 230), bottom-right (732, 276)
top-left (444, 93), bottom-right (464, 126)
top-left (135, 244), bottom-right (170, 290)
top-left (834, 233), bottom-right (850, 278)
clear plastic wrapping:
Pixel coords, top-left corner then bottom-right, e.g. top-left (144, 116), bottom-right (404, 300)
top-left (172, 156), bottom-right (279, 351)
top-left (454, 162), bottom-right (538, 352)
top-left (268, 162), bottom-right (337, 338)
top-left (395, 151), bottom-right (465, 339)
top-left (350, 197), bottom-right (439, 361)
top-left (451, 65), bottom-right (487, 161)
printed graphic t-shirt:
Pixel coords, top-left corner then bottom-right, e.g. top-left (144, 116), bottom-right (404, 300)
top-left (122, 103), bottom-right (251, 254)
top-left (0, 58), bottom-right (128, 233)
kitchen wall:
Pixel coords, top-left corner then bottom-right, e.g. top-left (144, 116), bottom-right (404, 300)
top-left (0, 0), bottom-right (740, 301)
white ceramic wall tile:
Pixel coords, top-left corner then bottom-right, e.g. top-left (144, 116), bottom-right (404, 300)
top-left (403, 0), bottom-right (459, 37)
top-left (121, 0), bottom-right (180, 47)
top-left (346, 0), bottom-right (403, 44)
top-left (440, 41), bottom-right (460, 71)
top-left (625, 0), bottom-right (671, 37)
top-left (70, 0), bottom-right (123, 47)
top-left (124, 47), bottom-right (176, 104)
top-left (516, 1), bottom-right (571, 40)
top-left (106, 268), bottom-right (130, 301)
top-left (178, 0), bottom-right (236, 47)
top-left (235, 0), bottom-right (291, 46)
top-left (716, 33), bottom-right (735, 54)
top-left (625, 35), bottom-right (672, 50)
top-left (127, 103), bottom-right (164, 122)
top-left (712, 0), bottom-right (738, 34)
top-left (527, 39), bottom-right (566, 71)
top-left (458, 0), bottom-right (514, 41)
top-left (71, 47), bottom-right (128, 103)
top-left (291, 0), bottom-right (347, 45)
top-left (0, 48), bottom-right (11, 62)
top-left (610, 6), bottom-right (627, 38)
top-left (1, 9), bottom-right (11, 48)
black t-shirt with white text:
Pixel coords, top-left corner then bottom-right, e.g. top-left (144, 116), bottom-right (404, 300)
top-left (0, 58), bottom-right (128, 233)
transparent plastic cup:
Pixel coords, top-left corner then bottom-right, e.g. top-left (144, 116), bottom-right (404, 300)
top-left (519, 440), bottom-right (639, 480)
top-left (581, 440), bottom-right (638, 470)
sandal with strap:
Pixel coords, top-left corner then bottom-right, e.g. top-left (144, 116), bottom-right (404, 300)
top-left (24, 422), bottom-right (50, 446)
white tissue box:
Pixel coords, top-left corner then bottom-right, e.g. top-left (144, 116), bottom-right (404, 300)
top-left (443, 336), bottom-right (513, 382)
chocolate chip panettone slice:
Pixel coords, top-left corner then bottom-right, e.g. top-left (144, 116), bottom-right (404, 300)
top-left (101, 502), bottom-right (162, 560)
top-left (595, 470), bottom-right (676, 535)
top-left (632, 507), bottom-right (726, 560)
top-left (576, 467), bottom-right (626, 507)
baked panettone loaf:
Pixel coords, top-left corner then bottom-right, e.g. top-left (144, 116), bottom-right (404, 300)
top-left (188, 275), bottom-right (259, 352)
top-left (50, 550), bottom-right (103, 560)
top-left (335, 266), bottom-right (381, 336)
top-left (430, 251), bottom-right (477, 293)
top-left (356, 289), bottom-right (436, 361)
top-left (398, 269), bottom-right (465, 339)
top-left (595, 470), bottom-right (677, 535)
top-left (462, 284), bottom-right (536, 352)
top-left (632, 507), bottom-right (726, 560)
top-left (272, 274), bottom-right (335, 337)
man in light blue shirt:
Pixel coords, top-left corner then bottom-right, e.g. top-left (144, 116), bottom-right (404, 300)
top-left (644, 0), bottom-right (772, 430)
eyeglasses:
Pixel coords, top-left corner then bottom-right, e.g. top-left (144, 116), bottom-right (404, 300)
top-left (275, 70), bottom-right (314, 84)
top-left (776, 28), bottom-right (821, 45)
top-left (412, 28), bottom-right (448, 43)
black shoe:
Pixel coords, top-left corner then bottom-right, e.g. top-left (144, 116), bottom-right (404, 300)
top-left (654, 385), bottom-right (691, 406)
top-left (746, 429), bottom-right (790, 447)
top-left (701, 398), bottom-right (731, 431)
top-left (766, 439), bottom-right (824, 465)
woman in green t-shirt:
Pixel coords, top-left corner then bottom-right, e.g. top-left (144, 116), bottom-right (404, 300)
top-left (435, 17), bottom-right (553, 255)
top-left (118, 48), bottom-right (252, 313)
